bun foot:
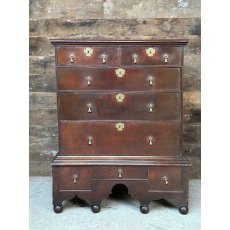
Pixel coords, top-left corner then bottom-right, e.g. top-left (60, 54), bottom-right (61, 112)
top-left (140, 205), bottom-right (149, 214)
top-left (179, 206), bottom-right (188, 215)
top-left (91, 205), bottom-right (101, 213)
top-left (53, 205), bottom-right (63, 214)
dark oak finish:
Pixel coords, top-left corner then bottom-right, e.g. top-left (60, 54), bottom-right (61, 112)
top-left (58, 166), bottom-right (92, 191)
top-left (51, 40), bottom-right (190, 214)
top-left (57, 67), bottom-right (181, 92)
top-left (58, 92), bottom-right (181, 121)
top-left (59, 121), bottom-right (180, 156)
top-left (121, 46), bottom-right (182, 66)
top-left (148, 166), bottom-right (181, 191)
top-left (93, 166), bottom-right (148, 180)
top-left (57, 46), bottom-right (119, 66)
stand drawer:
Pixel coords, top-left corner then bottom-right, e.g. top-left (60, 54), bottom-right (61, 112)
top-left (58, 166), bottom-right (92, 191)
top-left (148, 167), bottom-right (181, 191)
top-left (93, 166), bottom-right (148, 180)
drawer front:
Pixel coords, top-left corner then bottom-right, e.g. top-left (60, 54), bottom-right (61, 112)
top-left (148, 167), bottom-right (181, 191)
top-left (57, 67), bottom-right (180, 92)
top-left (93, 166), bottom-right (148, 180)
top-left (57, 46), bottom-right (119, 66)
top-left (121, 46), bottom-right (182, 66)
top-left (59, 121), bottom-right (180, 156)
top-left (58, 166), bottom-right (92, 191)
top-left (59, 92), bottom-right (181, 121)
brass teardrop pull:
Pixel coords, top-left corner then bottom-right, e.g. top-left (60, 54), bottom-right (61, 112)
top-left (88, 136), bottom-right (93, 145)
top-left (72, 175), bottom-right (79, 183)
top-left (117, 169), bottom-right (123, 178)
top-left (163, 53), bottom-right (168, 63)
top-left (87, 78), bottom-right (91, 86)
top-left (132, 54), bottom-right (138, 64)
top-left (148, 136), bottom-right (153, 146)
top-left (148, 104), bottom-right (154, 113)
top-left (163, 176), bottom-right (169, 185)
top-left (148, 136), bottom-right (156, 146)
top-left (70, 55), bottom-right (74, 63)
top-left (87, 104), bottom-right (92, 113)
top-left (147, 75), bottom-right (155, 86)
top-left (101, 54), bottom-right (108, 64)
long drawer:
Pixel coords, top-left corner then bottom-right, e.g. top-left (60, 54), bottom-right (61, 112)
top-left (58, 92), bottom-right (181, 121)
top-left (59, 121), bottom-right (181, 156)
top-left (57, 67), bottom-right (180, 92)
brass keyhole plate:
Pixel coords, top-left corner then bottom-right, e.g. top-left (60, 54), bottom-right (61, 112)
top-left (116, 93), bottom-right (125, 102)
top-left (146, 47), bottom-right (156, 57)
top-left (115, 122), bottom-right (125, 132)
top-left (84, 47), bottom-right (93, 56)
top-left (115, 68), bottom-right (125, 78)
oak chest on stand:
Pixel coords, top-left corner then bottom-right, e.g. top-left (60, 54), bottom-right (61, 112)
top-left (51, 40), bottom-right (191, 214)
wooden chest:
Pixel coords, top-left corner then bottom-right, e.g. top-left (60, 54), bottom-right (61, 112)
top-left (51, 40), bottom-right (191, 214)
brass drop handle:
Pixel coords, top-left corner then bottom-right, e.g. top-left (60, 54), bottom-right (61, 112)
top-left (149, 79), bottom-right (153, 86)
top-left (163, 176), bottom-right (169, 185)
top-left (88, 136), bottom-right (93, 145)
top-left (149, 104), bottom-right (154, 113)
top-left (72, 175), bottom-right (79, 183)
top-left (101, 54), bottom-right (107, 64)
top-left (132, 54), bottom-right (138, 64)
top-left (148, 136), bottom-right (154, 146)
top-left (147, 76), bottom-right (154, 86)
top-left (118, 169), bottom-right (123, 178)
top-left (70, 55), bottom-right (74, 63)
top-left (87, 78), bottom-right (91, 86)
top-left (87, 104), bottom-right (92, 113)
top-left (163, 54), bottom-right (168, 63)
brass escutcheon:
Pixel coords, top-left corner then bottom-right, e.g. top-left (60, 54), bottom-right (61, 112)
top-left (115, 68), bottom-right (125, 78)
top-left (116, 93), bottom-right (125, 102)
top-left (146, 47), bottom-right (156, 57)
top-left (115, 122), bottom-right (125, 132)
top-left (84, 47), bottom-right (93, 56)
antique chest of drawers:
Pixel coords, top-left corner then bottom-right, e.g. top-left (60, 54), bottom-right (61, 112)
top-left (51, 40), bottom-right (191, 214)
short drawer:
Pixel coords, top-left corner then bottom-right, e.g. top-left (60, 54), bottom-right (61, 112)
top-left (57, 46), bottom-right (119, 66)
top-left (58, 166), bottom-right (92, 191)
top-left (59, 121), bottom-right (180, 156)
top-left (121, 46), bottom-right (182, 66)
top-left (58, 92), bottom-right (181, 121)
top-left (148, 167), bottom-right (181, 191)
top-left (93, 166), bottom-right (148, 180)
top-left (57, 67), bottom-right (180, 92)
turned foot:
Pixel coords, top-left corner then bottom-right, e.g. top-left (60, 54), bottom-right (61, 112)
top-left (91, 205), bottom-right (101, 213)
top-left (140, 205), bottom-right (149, 214)
top-left (53, 205), bottom-right (63, 214)
top-left (179, 206), bottom-right (188, 215)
